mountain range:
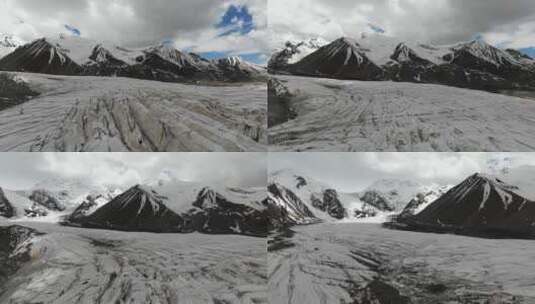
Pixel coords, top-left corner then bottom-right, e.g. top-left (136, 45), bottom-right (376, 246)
top-left (269, 168), bottom-right (535, 239)
top-left (267, 169), bottom-right (449, 227)
top-left (393, 173), bottom-right (535, 238)
top-left (0, 34), bottom-right (266, 83)
top-left (269, 35), bottom-right (535, 92)
top-left (0, 175), bottom-right (269, 237)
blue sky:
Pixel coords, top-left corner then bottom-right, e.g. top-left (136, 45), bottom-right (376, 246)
top-left (181, 3), bottom-right (265, 64)
top-left (3, 0), bottom-right (268, 65)
top-left (217, 5), bottom-right (254, 36)
top-left (199, 50), bottom-right (265, 64)
top-left (520, 47), bottom-right (535, 58)
top-left (64, 24), bottom-right (80, 36)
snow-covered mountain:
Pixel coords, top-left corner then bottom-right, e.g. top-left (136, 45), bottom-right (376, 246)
top-left (267, 169), bottom-right (447, 225)
top-left (269, 34), bottom-right (535, 91)
top-left (64, 176), bottom-right (268, 236)
top-left (363, 179), bottom-right (452, 212)
top-left (0, 35), bottom-right (266, 83)
top-left (0, 177), bottom-right (121, 222)
top-left (268, 37), bottom-right (328, 72)
top-left (396, 173), bottom-right (535, 238)
top-left (0, 33), bottom-right (24, 59)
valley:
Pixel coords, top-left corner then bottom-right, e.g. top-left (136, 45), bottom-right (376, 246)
top-left (268, 75), bottom-right (535, 152)
top-left (0, 72), bottom-right (266, 152)
top-left (269, 223), bottom-right (535, 304)
top-left (0, 221), bottom-right (267, 304)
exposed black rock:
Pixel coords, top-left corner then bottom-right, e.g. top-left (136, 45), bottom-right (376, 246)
top-left (82, 44), bottom-right (128, 76)
top-left (268, 77), bottom-right (297, 128)
top-left (0, 188), bottom-right (15, 218)
top-left (267, 183), bottom-right (318, 225)
top-left (267, 39), bottom-right (324, 73)
top-left (65, 185), bottom-right (268, 237)
top-left (67, 195), bottom-right (100, 221)
top-left (289, 38), bottom-right (385, 80)
top-left (29, 189), bottom-right (65, 211)
top-left (349, 279), bottom-right (411, 304)
top-left (391, 173), bottom-right (535, 238)
top-left (399, 197), bottom-right (423, 218)
top-left (354, 205), bottom-right (378, 219)
top-left (0, 39), bottom-right (81, 75)
top-left (264, 197), bottom-right (292, 230)
top-left (72, 185), bottom-right (184, 233)
top-left (270, 37), bottom-right (535, 92)
top-left (360, 191), bottom-right (395, 212)
top-left (311, 189), bottom-right (346, 219)
top-left (186, 187), bottom-right (269, 237)
top-left (0, 72), bottom-right (39, 111)
top-left (0, 225), bottom-right (43, 288)
top-left (24, 205), bottom-right (48, 217)
top-left (506, 49), bottom-right (533, 61)
top-left (295, 176), bottom-right (307, 189)
top-left (213, 57), bottom-right (265, 82)
top-left (0, 38), bottom-right (264, 83)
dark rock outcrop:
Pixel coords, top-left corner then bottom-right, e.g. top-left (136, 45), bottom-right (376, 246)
top-left (311, 189), bottom-right (346, 219)
top-left (66, 185), bottom-right (268, 237)
top-left (71, 185), bottom-right (184, 233)
top-left (267, 183), bottom-right (317, 225)
top-left (0, 38), bottom-right (264, 83)
top-left (29, 189), bottom-right (65, 211)
top-left (0, 38), bottom-right (81, 75)
top-left (360, 191), bottom-right (395, 212)
top-left (185, 187), bottom-right (268, 237)
top-left (270, 37), bottom-right (535, 92)
top-left (0, 225), bottom-right (43, 288)
top-left (391, 173), bottom-right (535, 238)
top-left (67, 195), bottom-right (100, 221)
top-left (0, 188), bottom-right (14, 218)
top-left (289, 38), bottom-right (385, 80)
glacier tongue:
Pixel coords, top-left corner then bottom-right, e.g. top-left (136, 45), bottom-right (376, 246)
top-left (0, 221), bottom-right (267, 304)
top-left (0, 72), bottom-right (266, 152)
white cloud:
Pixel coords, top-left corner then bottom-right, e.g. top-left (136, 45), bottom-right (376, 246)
top-left (0, 0), bottom-right (267, 57)
top-left (0, 153), bottom-right (267, 190)
top-left (268, 0), bottom-right (535, 49)
top-left (269, 153), bottom-right (535, 192)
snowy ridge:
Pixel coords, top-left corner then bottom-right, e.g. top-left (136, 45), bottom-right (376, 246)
top-left (270, 34), bottom-right (535, 91)
top-left (45, 35), bottom-right (141, 66)
top-left (0, 33), bottom-right (24, 59)
top-left (451, 40), bottom-right (520, 67)
top-left (269, 169), bottom-right (447, 224)
top-left (0, 35), bottom-right (265, 82)
top-left (400, 172), bottom-right (535, 237)
top-left (0, 176), bottom-right (121, 222)
top-left (52, 173), bottom-right (270, 236)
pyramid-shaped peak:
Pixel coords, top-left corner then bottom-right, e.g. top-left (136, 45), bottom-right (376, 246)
top-left (193, 187), bottom-right (229, 209)
top-left (467, 173), bottom-right (518, 190)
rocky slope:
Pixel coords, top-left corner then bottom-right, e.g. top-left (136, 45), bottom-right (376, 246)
top-left (0, 33), bottom-right (24, 59)
top-left (0, 35), bottom-right (265, 83)
top-left (267, 169), bottom-right (447, 224)
top-left (270, 34), bottom-right (535, 91)
top-left (0, 225), bottom-right (42, 290)
top-left (65, 179), bottom-right (269, 237)
top-left (393, 173), bottom-right (535, 238)
top-left (70, 185), bottom-right (185, 232)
